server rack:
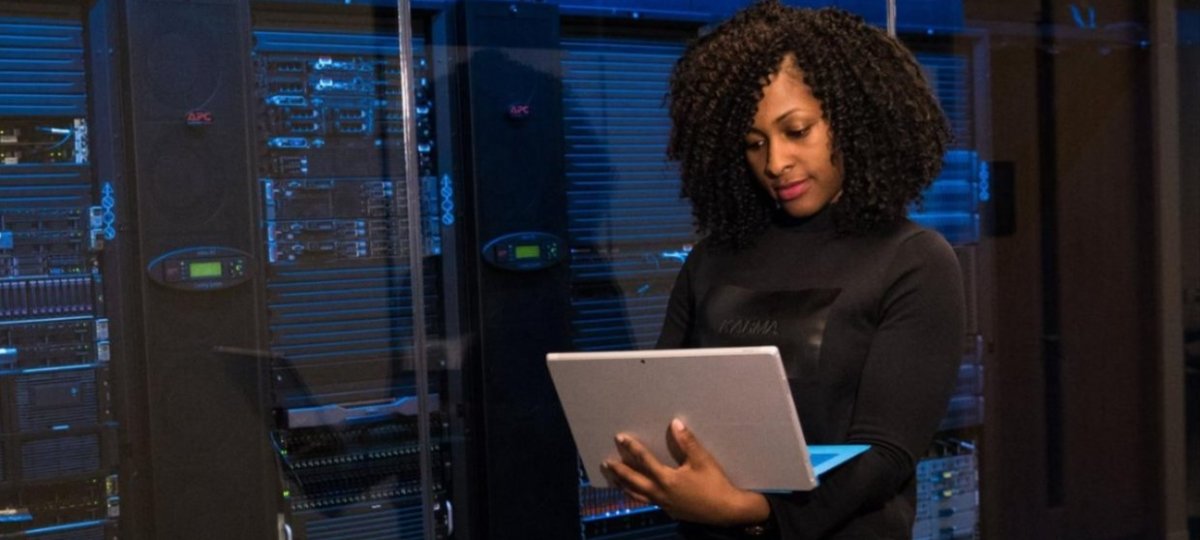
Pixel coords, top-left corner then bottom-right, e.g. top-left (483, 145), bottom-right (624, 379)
top-left (19, 0), bottom-right (464, 538)
top-left (0, 1), bottom-right (992, 539)
top-left (124, 1), bottom-right (461, 537)
top-left (0, 2), bottom-right (120, 538)
top-left (248, 11), bottom-right (454, 539)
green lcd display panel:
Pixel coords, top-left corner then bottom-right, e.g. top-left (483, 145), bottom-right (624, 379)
top-left (189, 261), bottom-right (223, 278)
top-left (514, 245), bottom-right (541, 260)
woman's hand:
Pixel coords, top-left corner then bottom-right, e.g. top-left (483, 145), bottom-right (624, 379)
top-left (602, 418), bottom-right (771, 526)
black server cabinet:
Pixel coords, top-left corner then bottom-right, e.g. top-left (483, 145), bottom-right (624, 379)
top-left (119, 1), bottom-right (277, 538)
top-left (460, 2), bottom-right (579, 538)
top-left (115, 1), bottom-right (459, 538)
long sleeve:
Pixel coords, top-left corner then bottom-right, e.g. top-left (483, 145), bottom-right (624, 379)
top-left (763, 231), bottom-right (966, 539)
top-left (662, 222), bottom-right (966, 540)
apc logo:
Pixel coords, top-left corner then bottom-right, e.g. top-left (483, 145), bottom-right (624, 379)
top-left (506, 104), bottom-right (532, 120)
top-left (186, 109), bottom-right (214, 126)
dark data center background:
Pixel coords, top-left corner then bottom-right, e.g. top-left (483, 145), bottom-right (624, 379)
top-left (0, 0), bottom-right (1191, 539)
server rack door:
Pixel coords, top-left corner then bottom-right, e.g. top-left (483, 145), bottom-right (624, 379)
top-left (119, 0), bottom-right (276, 537)
top-left (249, 3), bottom-right (457, 537)
top-left (460, 2), bottom-right (580, 538)
top-left (109, 0), bottom-right (460, 538)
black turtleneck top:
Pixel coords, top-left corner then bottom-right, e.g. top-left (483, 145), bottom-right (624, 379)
top-left (657, 209), bottom-right (965, 540)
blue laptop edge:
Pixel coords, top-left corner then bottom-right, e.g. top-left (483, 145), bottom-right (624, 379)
top-left (808, 444), bottom-right (871, 476)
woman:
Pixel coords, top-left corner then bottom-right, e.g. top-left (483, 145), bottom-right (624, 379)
top-left (601, 2), bottom-right (967, 538)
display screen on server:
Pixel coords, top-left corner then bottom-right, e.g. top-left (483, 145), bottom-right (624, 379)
top-left (515, 244), bottom-right (540, 259)
top-left (188, 261), bottom-right (222, 278)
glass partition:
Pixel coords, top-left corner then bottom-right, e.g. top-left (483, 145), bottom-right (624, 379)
top-left (0, 0), bottom-right (1185, 539)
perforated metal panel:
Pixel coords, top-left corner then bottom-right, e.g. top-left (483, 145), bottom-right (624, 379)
top-left (301, 501), bottom-right (424, 540)
top-left (918, 52), bottom-right (972, 148)
top-left (16, 368), bottom-right (97, 432)
top-left (21, 433), bottom-right (99, 480)
top-left (0, 18), bottom-right (85, 117)
top-left (910, 52), bottom-right (981, 245)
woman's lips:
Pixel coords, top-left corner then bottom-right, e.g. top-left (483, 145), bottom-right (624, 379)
top-left (775, 179), bottom-right (811, 202)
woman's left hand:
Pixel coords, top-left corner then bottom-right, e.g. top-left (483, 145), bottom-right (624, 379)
top-left (603, 418), bottom-right (770, 526)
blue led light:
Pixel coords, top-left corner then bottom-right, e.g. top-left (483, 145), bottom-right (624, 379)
top-left (0, 315), bottom-right (92, 327)
top-left (101, 182), bottom-right (117, 240)
top-left (580, 504), bottom-right (660, 523)
top-left (18, 363), bottom-right (95, 374)
top-left (659, 250), bottom-right (690, 263)
top-left (978, 162), bottom-right (991, 203)
top-left (440, 174), bottom-right (455, 226)
top-left (1069, 4), bottom-right (1097, 29)
top-left (24, 519), bottom-right (105, 535)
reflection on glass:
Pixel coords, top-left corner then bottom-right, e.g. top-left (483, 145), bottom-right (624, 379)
top-left (252, 11), bottom-right (450, 538)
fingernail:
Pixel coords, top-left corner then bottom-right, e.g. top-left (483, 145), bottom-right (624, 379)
top-left (601, 461), bottom-right (610, 470)
top-left (616, 434), bottom-right (628, 445)
top-left (672, 418), bottom-right (685, 432)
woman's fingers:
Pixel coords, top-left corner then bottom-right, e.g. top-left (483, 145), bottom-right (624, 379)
top-left (603, 460), bottom-right (656, 503)
top-left (666, 418), bottom-right (714, 468)
top-left (609, 433), bottom-right (677, 506)
top-left (599, 459), bottom-right (621, 486)
top-left (616, 433), bottom-right (670, 478)
top-left (602, 424), bottom-right (755, 525)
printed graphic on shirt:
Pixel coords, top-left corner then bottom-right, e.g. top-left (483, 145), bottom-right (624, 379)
top-left (696, 285), bottom-right (841, 380)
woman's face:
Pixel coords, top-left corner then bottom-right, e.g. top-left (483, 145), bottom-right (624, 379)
top-left (744, 61), bottom-right (843, 218)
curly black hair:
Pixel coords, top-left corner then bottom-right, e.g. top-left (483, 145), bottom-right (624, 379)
top-left (667, 0), bottom-right (951, 247)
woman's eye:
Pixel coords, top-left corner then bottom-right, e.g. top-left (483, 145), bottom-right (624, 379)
top-left (787, 127), bottom-right (811, 139)
top-left (744, 139), bottom-right (765, 151)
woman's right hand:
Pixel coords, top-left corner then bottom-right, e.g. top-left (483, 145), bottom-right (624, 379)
top-left (602, 418), bottom-right (771, 526)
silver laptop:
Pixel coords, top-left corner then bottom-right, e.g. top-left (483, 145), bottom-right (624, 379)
top-left (546, 346), bottom-right (867, 492)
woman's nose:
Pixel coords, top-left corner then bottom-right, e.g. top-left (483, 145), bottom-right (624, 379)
top-left (765, 144), bottom-right (794, 178)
